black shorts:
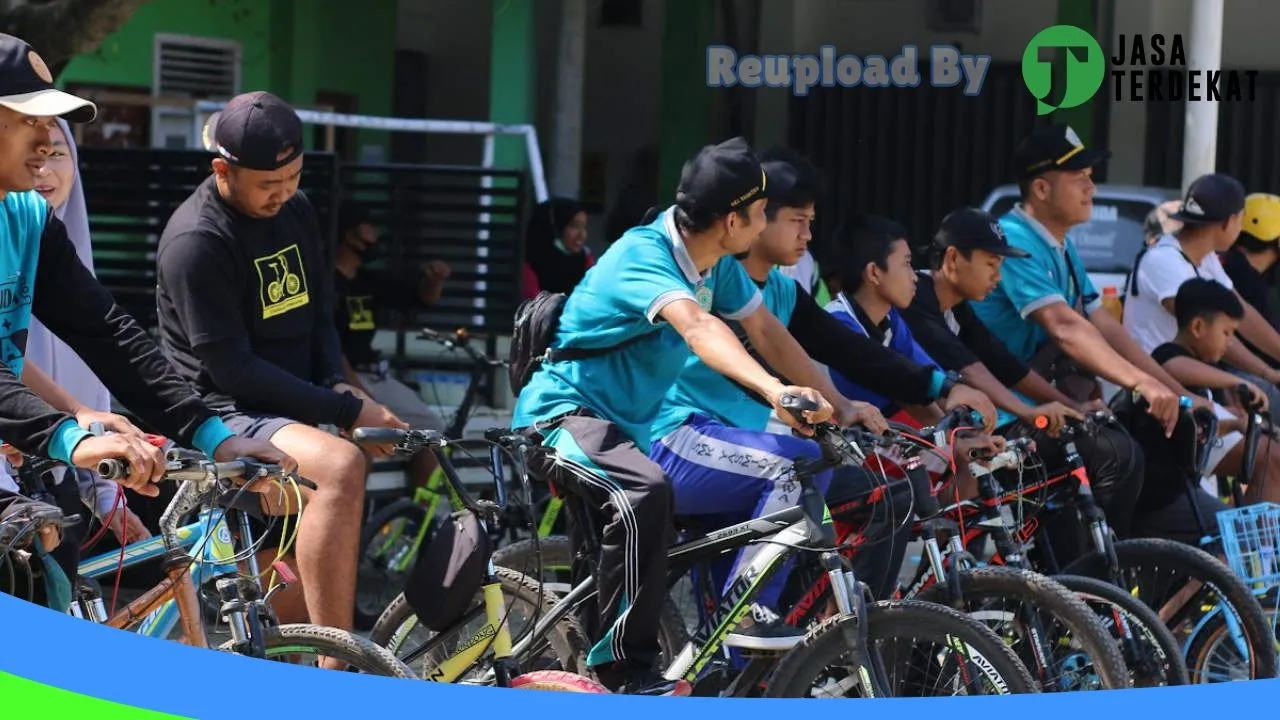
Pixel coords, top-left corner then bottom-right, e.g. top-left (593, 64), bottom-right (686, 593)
top-left (218, 409), bottom-right (305, 550)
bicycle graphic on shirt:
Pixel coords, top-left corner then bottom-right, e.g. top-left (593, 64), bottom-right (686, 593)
top-left (254, 244), bottom-right (310, 319)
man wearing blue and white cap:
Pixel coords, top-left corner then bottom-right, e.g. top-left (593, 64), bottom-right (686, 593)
top-left (0, 33), bottom-right (294, 603)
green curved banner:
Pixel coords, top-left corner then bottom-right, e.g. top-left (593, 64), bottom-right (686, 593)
top-left (0, 671), bottom-right (192, 719)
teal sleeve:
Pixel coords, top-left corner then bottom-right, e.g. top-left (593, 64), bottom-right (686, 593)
top-left (48, 419), bottom-right (91, 465)
top-left (192, 416), bottom-right (236, 458)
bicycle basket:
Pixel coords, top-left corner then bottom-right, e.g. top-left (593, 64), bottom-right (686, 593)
top-left (403, 509), bottom-right (491, 632)
top-left (1217, 502), bottom-right (1280, 588)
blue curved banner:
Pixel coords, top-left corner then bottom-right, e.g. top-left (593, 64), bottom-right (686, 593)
top-left (0, 592), bottom-right (1274, 717)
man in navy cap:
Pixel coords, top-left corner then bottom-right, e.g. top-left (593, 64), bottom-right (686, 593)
top-left (512, 136), bottom-right (835, 695)
top-left (155, 90), bottom-right (404, 653)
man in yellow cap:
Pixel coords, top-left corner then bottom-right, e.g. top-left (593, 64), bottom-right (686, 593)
top-left (1222, 193), bottom-right (1280, 359)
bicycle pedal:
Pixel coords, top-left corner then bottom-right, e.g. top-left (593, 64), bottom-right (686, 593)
top-left (271, 560), bottom-right (298, 586)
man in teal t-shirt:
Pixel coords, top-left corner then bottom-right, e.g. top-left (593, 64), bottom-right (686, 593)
top-left (513, 137), bottom-right (836, 696)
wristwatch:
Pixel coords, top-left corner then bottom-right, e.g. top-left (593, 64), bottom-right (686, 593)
top-left (937, 370), bottom-right (962, 400)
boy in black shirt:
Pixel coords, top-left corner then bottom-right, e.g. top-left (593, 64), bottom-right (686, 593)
top-left (333, 202), bottom-right (449, 487)
top-left (898, 208), bottom-right (1147, 551)
top-left (1145, 278), bottom-right (1280, 525)
top-left (156, 91), bottom-right (404, 649)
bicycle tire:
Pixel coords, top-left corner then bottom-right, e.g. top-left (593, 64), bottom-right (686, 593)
top-left (355, 498), bottom-right (439, 629)
top-left (764, 599), bottom-right (1039, 698)
top-left (1054, 573), bottom-right (1189, 687)
top-left (915, 566), bottom-right (1129, 691)
top-left (370, 565), bottom-right (591, 678)
top-left (217, 623), bottom-right (414, 678)
top-left (1061, 537), bottom-right (1278, 681)
top-left (509, 670), bottom-right (611, 692)
top-left (492, 535), bottom-right (692, 663)
top-left (1183, 600), bottom-right (1280, 683)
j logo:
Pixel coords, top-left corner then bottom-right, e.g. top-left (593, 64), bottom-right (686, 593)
top-left (1022, 25), bottom-right (1105, 115)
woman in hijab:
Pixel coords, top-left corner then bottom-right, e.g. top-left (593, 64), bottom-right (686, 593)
top-left (521, 197), bottom-right (594, 299)
top-left (27, 120), bottom-right (150, 547)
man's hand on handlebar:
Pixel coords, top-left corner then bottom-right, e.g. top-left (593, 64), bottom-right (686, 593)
top-left (942, 384), bottom-right (998, 433)
top-left (770, 386), bottom-right (833, 436)
top-left (212, 436), bottom-right (299, 475)
top-left (1133, 376), bottom-right (1181, 437)
top-left (1234, 382), bottom-right (1270, 414)
top-left (1027, 401), bottom-right (1083, 438)
top-left (346, 399), bottom-right (409, 459)
top-left (835, 400), bottom-right (889, 435)
top-left (71, 434), bottom-right (167, 497)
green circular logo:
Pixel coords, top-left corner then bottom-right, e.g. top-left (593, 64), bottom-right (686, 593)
top-left (695, 286), bottom-right (713, 311)
top-left (1022, 25), bottom-right (1105, 115)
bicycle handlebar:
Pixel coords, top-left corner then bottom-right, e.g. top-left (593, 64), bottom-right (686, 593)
top-left (418, 327), bottom-right (506, 367)
top-left (351, 426), bottom-right (499, 517)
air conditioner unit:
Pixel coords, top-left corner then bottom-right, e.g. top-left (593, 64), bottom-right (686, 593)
top-left (926, 0), bottom-right (982, 33)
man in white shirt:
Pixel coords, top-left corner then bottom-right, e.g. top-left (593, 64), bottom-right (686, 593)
top-left (1124, 173), bottom-right (1280, 412)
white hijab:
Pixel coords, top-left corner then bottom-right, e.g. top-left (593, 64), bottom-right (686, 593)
top-left (25, 119), bottom-right (112, 413)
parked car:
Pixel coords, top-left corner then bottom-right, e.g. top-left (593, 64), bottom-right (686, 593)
top-left (979, 184), bottom-right (1182, 297)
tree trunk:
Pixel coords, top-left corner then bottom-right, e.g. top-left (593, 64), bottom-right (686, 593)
top-left (0, 0), bottom-right (155, 79)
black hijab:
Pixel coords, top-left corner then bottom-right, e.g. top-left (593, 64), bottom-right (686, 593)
top-left (526, 197), bottom-right (590, 294)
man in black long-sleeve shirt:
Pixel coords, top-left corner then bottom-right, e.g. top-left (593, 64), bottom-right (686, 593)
top-left (155, 91), bottom-right (403, 645)
top-left (898, 207), bottom-right (1146, 557)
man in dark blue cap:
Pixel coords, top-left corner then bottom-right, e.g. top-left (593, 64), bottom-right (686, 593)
top-left (512, 136), bottom-right (836, 695)
top-left (156, 90), bottom-right (404, 654)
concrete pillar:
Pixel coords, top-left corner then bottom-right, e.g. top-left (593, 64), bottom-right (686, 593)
top-left (1181, 0), bottom-right (1224, 189)
top-left (551, 0), bottom-right (587, 197)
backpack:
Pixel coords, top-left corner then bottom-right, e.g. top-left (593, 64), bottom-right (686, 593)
top-left (508, 290), bottom-right (657, 394)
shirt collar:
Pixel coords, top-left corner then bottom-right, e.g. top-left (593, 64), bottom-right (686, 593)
top-left (661, 206), bottom-right (703, 284)
top-left (1012, 204), bottom-right (1068, 252)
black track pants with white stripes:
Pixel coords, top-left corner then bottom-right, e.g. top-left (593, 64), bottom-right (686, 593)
top-left (527, 412), bottom-right (671, 672)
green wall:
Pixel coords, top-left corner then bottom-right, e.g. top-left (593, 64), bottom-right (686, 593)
top-left (58, 0), bottom-right (396, 154)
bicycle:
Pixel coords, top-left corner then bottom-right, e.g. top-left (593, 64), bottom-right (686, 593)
top-left (887, 411), bottom-right (1188, 688)
top-left (927, 399), bottom-right (1278, 683)
top-left (760, 409), bottom-right (1133, 692)
top-left (384, 395), bottom-right (1040, 697)
top-left (51, 446), bottom-right (413, 678)
top-left (0, 488), bottom-right (78, 605)
top-left (350, 424), bottom-right (607, 692)
top-left (355, 326), bottom-right (514, 628)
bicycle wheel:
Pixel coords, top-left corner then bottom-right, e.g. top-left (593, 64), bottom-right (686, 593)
top-left (915, 566), bottom-right (1128, 691)
top-left (370, 566), bottom-right (590, 679)
top-left (509, 670), bottom-right (611, 692)
top-left (1183, 588), bottom-right (1280, 683)
top-left (1054, 574), bottom-right (1189, 687)
top-left (493, 535), bottom-right (692, 663)
top-left (218, 624), bottom-right (413, 678)
top-left (764, 599), bottom-right (1039, 698)
top-left (355, 498), bottom-right (438, 629)
top-left (1061, 537), bottom-right (1278, 681)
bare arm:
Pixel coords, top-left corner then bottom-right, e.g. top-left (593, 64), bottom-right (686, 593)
top-left (739, 304), bottom-right (855, 418)
top-left (1013, 368), bottom-right (1081, 408)
top-left (1089, 307), bottom-right (1193, 395)
top-left (22, 361), bottom-right (83, 415)
top-left (1163, 356), bottom-right (1261, 395)
top-left (955, 361), bottom-right (1040, 421)
top-left (660, 299), bottom-right (828, 426)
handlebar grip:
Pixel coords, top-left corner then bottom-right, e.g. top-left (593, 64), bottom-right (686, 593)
top-left (779, 393), bottom-right (821, 425)
top-left (933, 405), bottom-right (982, 435)
top-left (97, 458), bottom-right (126, 481)
top-left (351, 427), bottom-right (408, 446)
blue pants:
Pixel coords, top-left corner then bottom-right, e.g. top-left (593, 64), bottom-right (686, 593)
top-left (649, 414), bottom-right (833, 613)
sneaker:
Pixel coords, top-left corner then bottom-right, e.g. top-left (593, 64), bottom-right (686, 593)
top-left (723, 603), bottom-right (805, 651)
top-left (596, 661), bottom-right (693, 697)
